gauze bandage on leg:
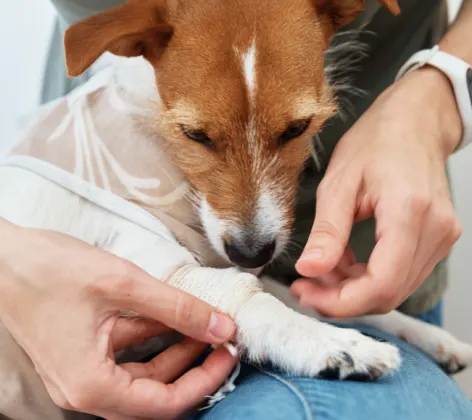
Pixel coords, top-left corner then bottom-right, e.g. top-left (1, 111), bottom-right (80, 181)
top-left (168, 265), bottom-right (263, 318)
top-left (168, 264), bottom-right (263, 408)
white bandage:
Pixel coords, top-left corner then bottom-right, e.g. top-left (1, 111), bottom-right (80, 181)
top-left (168, 265), bottom-right (262, 318)
top-left (168, 266), bottom-right (256, 410)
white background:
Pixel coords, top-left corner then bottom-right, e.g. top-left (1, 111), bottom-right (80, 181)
top-left (0, 0), bottom-right (471, 397)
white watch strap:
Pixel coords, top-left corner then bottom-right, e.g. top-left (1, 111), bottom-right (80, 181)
top-left (396, 45), bottom-right (472, 151)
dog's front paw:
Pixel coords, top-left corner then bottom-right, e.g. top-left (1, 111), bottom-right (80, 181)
top-left (313, 328), bottom-right (400, 381)
top-left (235, 293), bottom-right (400, 381)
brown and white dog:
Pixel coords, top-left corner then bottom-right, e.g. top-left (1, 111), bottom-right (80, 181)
top-left (1, 0), bottom-right (472, 382)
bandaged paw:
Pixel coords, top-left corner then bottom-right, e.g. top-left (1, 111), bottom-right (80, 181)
top-left (168, 264), bottom-right (263, 317)
top-left (169, 265), bottom-right (401, 384)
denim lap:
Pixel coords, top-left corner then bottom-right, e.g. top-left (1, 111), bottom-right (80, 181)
top-left (192, 304), bottom-right (472, 420)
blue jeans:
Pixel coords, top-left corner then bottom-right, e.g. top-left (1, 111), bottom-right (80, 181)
top-left (191, 303), bottom-right (472, 420)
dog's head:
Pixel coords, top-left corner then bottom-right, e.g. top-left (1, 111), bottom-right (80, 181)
top-left (65, 0), bottom-right (399, 269)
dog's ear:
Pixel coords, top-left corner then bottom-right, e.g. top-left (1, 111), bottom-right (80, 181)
top-left (64, 0), bottom-right (173, 77)
top-left (314, 0), bottom-right (400, 38)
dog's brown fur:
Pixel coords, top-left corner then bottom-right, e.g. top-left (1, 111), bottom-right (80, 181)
top-left (65, 0), bottom-right (399, 248)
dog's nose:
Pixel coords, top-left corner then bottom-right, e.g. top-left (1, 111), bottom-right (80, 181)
top-left (224, 239), bottom-right (276, 268)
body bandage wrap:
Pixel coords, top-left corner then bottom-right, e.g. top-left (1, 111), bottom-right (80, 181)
top-left (168, 265), bottom-right (262, 318)
top-left (0, 56), bottom-right (228, 269)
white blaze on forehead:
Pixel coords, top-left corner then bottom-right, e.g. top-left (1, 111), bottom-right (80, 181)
top-left (242, 39), bottom-right (257, 101)
top-left (234, 38), bottom-right (258, 152)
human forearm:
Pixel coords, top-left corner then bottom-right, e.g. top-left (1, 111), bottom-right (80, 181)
top-left (381, 1), bottom-right (472, 157)
top-left (380, 2), bottom-right (472, 157)
top-left (420, 0), bottom-right (472, 154)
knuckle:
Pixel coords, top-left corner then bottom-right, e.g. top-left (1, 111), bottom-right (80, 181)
top-left (403, 193), bottom-right (431, 216)
top-left (375, 285), bottom-right (398, 308)
top-left (311, 220), bottom-right (341, 240)
top-left (87, 260), bottom-right (135, 299)
top-left (433, 204), bottom-right (462, 245)
top-left (451, 219), bottom-right (463, 243)
top-left (435, 208), bottom-right (456, 232)
top-left (173, 293), bottom-right (198, 328)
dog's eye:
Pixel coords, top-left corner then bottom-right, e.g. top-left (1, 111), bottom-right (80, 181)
top-left (180, 125), bottom-right (216, 150)
top-left (279, 119), bottom-right (311, 145)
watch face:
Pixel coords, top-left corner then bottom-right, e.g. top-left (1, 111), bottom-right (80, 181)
top-left (467, 68), bottom-right (472, 104)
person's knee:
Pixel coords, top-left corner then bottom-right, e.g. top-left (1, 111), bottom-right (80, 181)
top-left (196, 367), bottom-right (312, 420)
top-left (195, 327), bottom-right (472, 420)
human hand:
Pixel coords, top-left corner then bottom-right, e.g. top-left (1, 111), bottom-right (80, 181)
top-left (0, 219), bottom-right (237, 420)
top-left (292, 67), bottom-right (463, 318)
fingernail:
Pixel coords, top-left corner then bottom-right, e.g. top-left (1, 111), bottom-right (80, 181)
top-left (299, 248), bottom-right (323, 262)
top-left (209, 312), bottom-right (235, 341)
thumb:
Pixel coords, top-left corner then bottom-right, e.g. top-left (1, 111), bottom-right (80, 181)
top-left (296, 178), bottom-right (358, 277)
top-left (101, 268), bottom-right (236, 345)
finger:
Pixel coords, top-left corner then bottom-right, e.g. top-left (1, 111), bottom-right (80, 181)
top-left (121, 338), bottom-right (208, 383)
top-left (337, 246), bottom-right (357, 273)
top-left (291, 262), bottom-right (368, 309)
top-left (315, 271), bottom-right (344, 287)
top-left (330, 247), bottom-right (365, 279)
top-left (96, 268), bottom-right (235, 345)
top-left (112, 317), bottom-right (172, 351)
top-left (99, 347), bottom-right (237, 419)
top-left (290, 278), bottom-right (338, 310)
top-left (299, 207), bottom-right (423, 318)
top-left (168, 346), bottom-right (239, 412)
top-left (296, 173), bottom-right (359, 278)
top-left (292, 247), bottom-right (361, 300)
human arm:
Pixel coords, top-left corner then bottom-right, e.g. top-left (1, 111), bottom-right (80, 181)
top-left (0, 217), bottom-right (236, 420)
top-left (292, 0), bottom-right (472, 317)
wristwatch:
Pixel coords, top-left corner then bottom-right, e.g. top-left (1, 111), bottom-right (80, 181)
top-left (395, 45), bottom-right (472, 151)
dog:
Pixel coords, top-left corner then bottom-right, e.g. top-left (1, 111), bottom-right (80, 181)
top-left (1, 0), bottom-right (472, 383)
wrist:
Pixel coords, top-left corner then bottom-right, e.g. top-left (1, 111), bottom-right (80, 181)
top-left (393, 66), bottom-right (463, 158)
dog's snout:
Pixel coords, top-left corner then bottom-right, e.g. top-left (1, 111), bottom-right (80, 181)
top-left (224, 238), bottom-right (276, 268)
